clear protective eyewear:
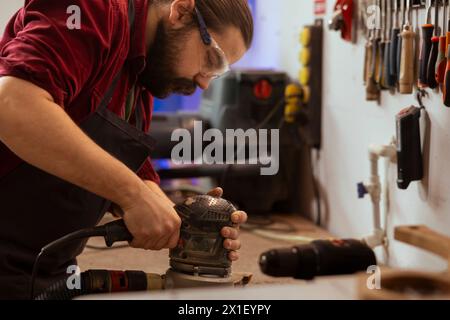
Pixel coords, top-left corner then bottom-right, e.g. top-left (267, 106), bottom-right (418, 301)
top-left (194, 7), bottom-right (230, 79)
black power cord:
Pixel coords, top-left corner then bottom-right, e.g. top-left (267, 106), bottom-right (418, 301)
top-left (309, 149), bottom-right (322, 227)
top-left (29, 220), bottom-right (132, 300)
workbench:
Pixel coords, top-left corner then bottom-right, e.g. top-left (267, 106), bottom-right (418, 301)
top-left (78, 215), bottom-right (357, 299)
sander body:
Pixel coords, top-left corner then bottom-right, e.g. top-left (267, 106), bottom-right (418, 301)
top-left (170, 195), bottom-right (237, 278)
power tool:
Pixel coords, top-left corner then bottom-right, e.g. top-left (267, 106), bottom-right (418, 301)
top-left (31, 195), bottom-right (249, 300)
top-left (259, 239), bottom-right (377, 280)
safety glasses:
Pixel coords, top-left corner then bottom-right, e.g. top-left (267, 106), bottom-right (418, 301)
top-left (194, 7), bottom-right (230, 79)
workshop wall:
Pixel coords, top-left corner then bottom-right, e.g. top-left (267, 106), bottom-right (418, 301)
top-left (252, 0), bottom-right (450, 272)
top-left (0, 0), bottom-right (21, 30)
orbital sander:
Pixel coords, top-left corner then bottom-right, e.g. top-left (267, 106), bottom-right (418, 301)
top-left (31, 195), bottom-right (251, 300)
top-left (166, 195), bottom-right (241, 289)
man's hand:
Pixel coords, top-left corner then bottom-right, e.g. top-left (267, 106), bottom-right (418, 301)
top-left (208, 188), bottom-right (248, 262)
top-left (120, 181), bottom-right (181, 251)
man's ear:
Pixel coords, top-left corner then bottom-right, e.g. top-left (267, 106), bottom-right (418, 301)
top-left (168, 0), bottom-right (196, 29)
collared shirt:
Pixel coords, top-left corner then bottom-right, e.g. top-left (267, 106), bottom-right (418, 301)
top-left (0, 0), bottom-right (160, 184)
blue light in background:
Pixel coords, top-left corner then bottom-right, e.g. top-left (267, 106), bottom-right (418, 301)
top-left (153, 89), bottom-right (203, 113)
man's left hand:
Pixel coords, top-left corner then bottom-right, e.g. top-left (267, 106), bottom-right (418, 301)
top-left (207, 187), bottom-right (247, 262)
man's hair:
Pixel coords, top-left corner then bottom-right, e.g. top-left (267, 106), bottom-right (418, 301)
top-left (157, 0), bottom-right (254, 49)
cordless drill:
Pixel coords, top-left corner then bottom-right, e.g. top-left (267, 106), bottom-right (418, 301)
top-left (259, 239), bottom-right (377, 280)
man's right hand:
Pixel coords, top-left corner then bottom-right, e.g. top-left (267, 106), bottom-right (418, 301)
top-left (0, 77), bottom-right (182, 251)
top-left (120, 182), bottom-right (181, 251)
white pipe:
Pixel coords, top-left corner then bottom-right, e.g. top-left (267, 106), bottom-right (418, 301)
top-left (361, 140), bottom-right (396, 249)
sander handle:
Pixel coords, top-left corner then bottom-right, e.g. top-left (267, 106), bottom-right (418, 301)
top-left (103, 219), bottom-right (133, 247)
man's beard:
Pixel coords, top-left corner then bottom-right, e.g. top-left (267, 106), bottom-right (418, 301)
top-left (139, 22), bottom-right (198, 99)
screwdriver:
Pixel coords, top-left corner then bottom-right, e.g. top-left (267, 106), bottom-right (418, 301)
top-left (380, 0), bottom-right (390, 89)
top-left (436, 0), bottom-right (447, 87)
top-left (444, 0), bottom-right (450, 106)
top-left (363, 0), bottom-right (373, 85)
top-left (427, 0), bottom-right (440, 89)
top-left (364, 11), bottom-right (371, 85)
top-left (399, 0), bottom-right (415, 94)
top-left (390, 0), bottom-right (401, 83)
top-left (375, 0), bottom-right (384, 86)
top-left (385, 0), bottom-right (397, 87)
top-left (397, 0), bottom-right (406, 84)
top-left (419, 0), bottom-right (435, 88)
top-left (367, 0), bottom-right (381, 100)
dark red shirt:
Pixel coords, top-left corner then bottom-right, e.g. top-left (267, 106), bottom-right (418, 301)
top-left (0, 0), bottom-right (160, 184)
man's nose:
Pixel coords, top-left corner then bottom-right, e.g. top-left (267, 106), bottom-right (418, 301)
top-left (195, 75), bottom-right (212, 90)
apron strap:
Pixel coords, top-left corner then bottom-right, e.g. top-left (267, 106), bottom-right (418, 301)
top-left (97, 0), bottom-right (135, 113)
top-left (134, 92), bottom-right (144, 131)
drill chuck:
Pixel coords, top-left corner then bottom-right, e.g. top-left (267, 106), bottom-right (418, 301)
top-left (259, 239), bottom-right (377, 280)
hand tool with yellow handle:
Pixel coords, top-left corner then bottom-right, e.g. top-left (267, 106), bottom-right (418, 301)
top-left (419, 0), bottom-right (435, 88)
top-left (436, 0), bottom-right (447, 87)
top-left (427, 0), bottom-right (441, 89)
top-left (389, 0), bottom-right (401, 84)
top-left (399, 0), bottom-right (415, 94)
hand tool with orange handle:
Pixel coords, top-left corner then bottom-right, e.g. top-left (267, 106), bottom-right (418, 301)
top-left (419, 0), bottom-right (435, 88)
top-left (427, 0), bottom-right (441, 89)
top-left (436, 0), bottom-right (447, 88)
top-left (399, 0), bottom-right (415, 93)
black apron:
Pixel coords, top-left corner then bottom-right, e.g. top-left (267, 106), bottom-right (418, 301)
top-left (0, 0), bottom-right (155, 300)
